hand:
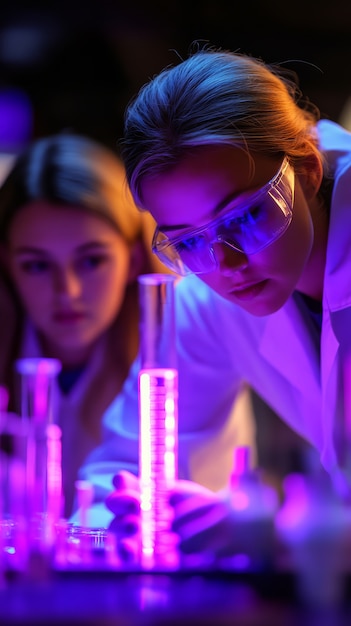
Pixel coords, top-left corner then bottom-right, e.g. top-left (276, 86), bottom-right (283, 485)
top-left (170, 479), bottom-right (276, 561)
top-left (106, 470), bottom-right (141, 562)
top-left (170, 480), bottom-right (237, 558)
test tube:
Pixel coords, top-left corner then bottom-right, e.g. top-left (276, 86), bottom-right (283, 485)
top-left (15, 358), bottom-right (62, 562)
top-left (138, 274), bottom-right (179, 570)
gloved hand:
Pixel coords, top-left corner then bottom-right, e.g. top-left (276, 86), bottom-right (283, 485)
top-left (106, 470), bottom-right (141, 562)
top-left (169, 478), bottom-right (277, 562)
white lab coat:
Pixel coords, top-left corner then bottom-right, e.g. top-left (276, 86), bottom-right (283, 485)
top-left (80, 119), bottom-right (351, 526)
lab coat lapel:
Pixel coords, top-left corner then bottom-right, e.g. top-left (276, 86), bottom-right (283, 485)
top-left (321, 307), bottom-right (340, 398)
top-left (259, 295), bottom-right (320, 397)
top-left (320, 166), bottom-right (351, 470)
top-left (321, 305), bottom-right (351, 471)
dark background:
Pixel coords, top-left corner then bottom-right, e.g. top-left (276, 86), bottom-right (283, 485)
top-left (1, 0), bottom-right (351, 152)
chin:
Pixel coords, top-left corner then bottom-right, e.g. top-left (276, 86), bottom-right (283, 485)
top-left (234, 294), bottom-right (290, 317)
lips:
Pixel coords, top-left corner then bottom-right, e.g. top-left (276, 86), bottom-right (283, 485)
top-left (230, 279), bottom-right (268, 301)
top-left (53, 311), bottom-right (86, 323)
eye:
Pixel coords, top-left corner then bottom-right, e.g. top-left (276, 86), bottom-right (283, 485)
top-left (175, 235), bottom-right (206, 253)
top-left (223, 205), bottom-right (262, 229)
top-left (76, 254), bottom-right (106, 270)
top-left (19, 259), bottom-right (50, 274)
top-left (176, 237), bottom-right (197, 253)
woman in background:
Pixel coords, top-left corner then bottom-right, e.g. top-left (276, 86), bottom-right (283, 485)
top-left (0, 132), bottom-right (164, 517)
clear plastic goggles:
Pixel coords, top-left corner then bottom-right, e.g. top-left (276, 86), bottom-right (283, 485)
top-left (152, 156), bottom-right (294, 276)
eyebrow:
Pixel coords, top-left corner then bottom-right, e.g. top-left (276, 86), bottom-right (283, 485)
top-left (158, 158), bottom-right (285, 234)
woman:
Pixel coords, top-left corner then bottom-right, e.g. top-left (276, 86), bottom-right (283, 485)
top-left (95, 45), bottom-right (351, 558)
top-left (0, 132), bottom-right (166, 518)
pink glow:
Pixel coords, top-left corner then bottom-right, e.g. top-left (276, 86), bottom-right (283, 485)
top-left (16, 357), bottom-right (61, 425)
top-left (234, 446), bottom-right (250, 475)
top-left (34, 364), bottom-right (49, 422)
top-left (15, 358), bottom-right (62, 553)
top-left (47, 423), bottom-right (63, 523)
top-left (343, 354), bottom-right (351, 443)
top-left (0, 385), bottom-right (9, 412)
top-left (231, 489), bottom-right (250, 511)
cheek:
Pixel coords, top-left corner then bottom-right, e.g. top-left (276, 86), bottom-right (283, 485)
top-left (277, 198), bottom-right (314, 272)
top-left (90, 265), bottom-right (129, 318)
top-left (199, 274), bottom-right (219, 292)
top-left (11, 272), bottom-right (49, 313)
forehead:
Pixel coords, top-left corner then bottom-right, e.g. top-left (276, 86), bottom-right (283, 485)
top-left (140, 145), bottom-right (279, 229)
top-left (8, 200), bottom-right (123, 247)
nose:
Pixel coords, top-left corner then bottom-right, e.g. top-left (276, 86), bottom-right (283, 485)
top-left (53, 267), bottom-right (82, 298)
top-left (212, 242), bottom-right (248, 275)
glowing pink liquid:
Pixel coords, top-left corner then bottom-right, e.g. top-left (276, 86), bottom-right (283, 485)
top-left (139, 368), bottom-right (179, 569)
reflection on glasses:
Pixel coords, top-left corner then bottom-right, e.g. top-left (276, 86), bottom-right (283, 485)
top-left (152, 156), bottom-right (294, 276)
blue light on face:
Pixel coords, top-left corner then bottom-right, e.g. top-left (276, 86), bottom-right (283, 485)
top-left (153, 157), bottom-right (294, 275)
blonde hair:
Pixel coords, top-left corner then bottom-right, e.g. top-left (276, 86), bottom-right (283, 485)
top-left (0, 133), bottom-right (141, 244)
top-left (122, 48), bottom-right (323, 207)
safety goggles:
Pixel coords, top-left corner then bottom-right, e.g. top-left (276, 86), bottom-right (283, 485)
top-left (152, 156), bottom-right (294, 275)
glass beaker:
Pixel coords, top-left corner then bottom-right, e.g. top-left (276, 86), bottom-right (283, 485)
top-left (138, 274), bottom-right (179, 570)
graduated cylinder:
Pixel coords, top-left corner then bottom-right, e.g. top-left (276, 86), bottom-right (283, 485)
top-left (15, 357), bottom-right (62, 558)
top-left (138, 273), bottom-right (179, 569)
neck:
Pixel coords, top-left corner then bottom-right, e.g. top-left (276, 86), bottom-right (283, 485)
top-left (38, 335), bottom-right (100, 370)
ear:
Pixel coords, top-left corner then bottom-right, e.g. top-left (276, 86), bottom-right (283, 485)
top-left (297, 153), bottom-right (324, 202)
